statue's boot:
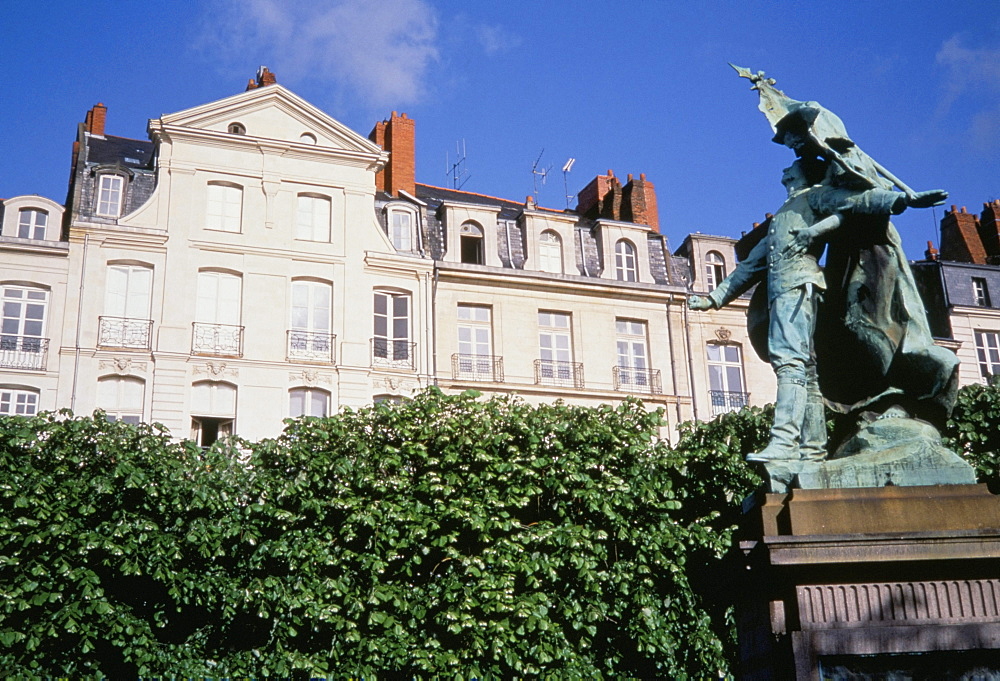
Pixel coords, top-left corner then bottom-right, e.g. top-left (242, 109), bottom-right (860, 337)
top-left (799, 379), bottom-right (827, 462)
top-left (747, 380), bottom-right (805, 462)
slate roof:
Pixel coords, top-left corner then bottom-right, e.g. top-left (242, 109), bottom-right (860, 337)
top-left (86, 135), bottom-right (155, 169)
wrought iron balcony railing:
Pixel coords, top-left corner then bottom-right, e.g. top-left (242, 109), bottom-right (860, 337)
top-left (191, 322), bottom-right (244, 357)
top-left (534, 359), bottom-right (585, 388)
top-left (612, 366), bottom-right (662, 394)
top-left (98, 316), bottom-right (153, 350)
top-left (452, 353), bottom-right (504, 382)
top-left (0, 335), bottom-right (48, 371)
top-left (287, 330), bottom-right (336, 363)
top-left (709, 390), bottom-right (750, 416)
top-left (371, 338), bottom-right (416, 370)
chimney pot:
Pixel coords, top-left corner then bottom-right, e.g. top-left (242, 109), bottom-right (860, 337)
top-left (640, 173), bottom-right (646, 181)
top-left (962, 206), bottom-right (967, 213)
top-left (607, 169), bottom-right (614, 177)
top-left (627, 173), bottom-right (634, 182)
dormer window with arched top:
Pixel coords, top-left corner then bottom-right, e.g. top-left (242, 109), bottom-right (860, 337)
top-left (538, 230), bottom-right (563, 274)
top-left (706, 250), bottom-right (726, 290)
top-left (460, 222), bottom-right (485, 265)
top-left (615, 239), bottom-right (637, 282)
top-left (387, 207), bottom-right (416, 251)
top-left (17, 209), bottom-right (48, 240)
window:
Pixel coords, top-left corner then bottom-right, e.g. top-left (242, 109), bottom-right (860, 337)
top-left (706, 251), bottom-right (726, 290)
top-left (101, 264), bottom-right (153, 348)
top-left (299, 132), bottom-right (317, 145)
top-left (460, 222), bottom-right (484, 265)
top-left (296, 194), bottom-right (331, 242)
top-left (1, 285), bottom-right (48, 370)
top-left (537, 311), bottom-right (579, 386)
top-left (975, 331), bottom-right (1000, 379)
top-left (194, 272), bottom-right (243, 355)
top-left (228, 122), bottom-right (246, 135)
top-left (974, 278), bottom-right (992, 307)
top-left (97, 377), bottom-right (144, 424)
top-left (615, 319), bottom-right (652, 390)
top-left (96, 174), bottom-right (124, 217)
top-left (0, 388), bottom-right (39, 416)
top-left (389, 209), bottom-right (414, 251)
top-left (206, 183), bottom-right (243, 233)
top-left (455, 305), bottom-right (497, 381)
top-left (615, 240), bottom-right (637, 282)
top-left (538, 231), bottom-right (563, 274)
top-left (373, 291), bottom-right (412, 368)
top-left (191, 381), bottom-right (236, 447)
top-left (707, 343), bottom-right (748, 415)
top-left (289, 387), bottom-right (330, 417)
top-left (289, 280), bottom-right (333, 361)
top-left (17, 209), bottom-right (48, 240)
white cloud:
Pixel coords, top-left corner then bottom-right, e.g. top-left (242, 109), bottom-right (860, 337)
top-left (475, 24), bottom-right (521, 56)
top-left (935, 35), bottom-right (1000, 116)
top-left (201, 0), bottom-right (439, 108)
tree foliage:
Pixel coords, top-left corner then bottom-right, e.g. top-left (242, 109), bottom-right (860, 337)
top-left (0, 389), bottom-right (764, 678)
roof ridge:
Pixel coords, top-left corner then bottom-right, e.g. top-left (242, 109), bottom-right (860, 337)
top-left (416, 183), bottom-right (569, 214)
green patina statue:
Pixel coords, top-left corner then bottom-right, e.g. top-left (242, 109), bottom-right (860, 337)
top-left (688, 67), bottom-right (975, 491)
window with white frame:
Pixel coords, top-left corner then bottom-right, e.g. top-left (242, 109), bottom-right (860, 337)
top-left (296, 194), bottom-right (331, 242)
top-left (289, 387), bottom-right (330, 417)
top-left (975, 331), bottom-right (1000, 379)
top-left (17, 209), bottom-right (48, 240)
top-left (191, 381), bottom-right (236, 447)
top-left (101, 264), bottom-right (153, 348)
top-left (538, 231), bottom-right (563, 274)
top-left (97, 376), bottom-right (145, 424)
top-left (707, 343), bottom-right (748, 415)
top-left (96, 174), bottom-right (125, 217)
top-left (388, 209), bottom-right (414, 251)
top-left (974, 278), bottom-right (992, 307)
top-left (614, 240), bottom-right (637, 282)
top-left (1, 285), bottom-right (48, 370)
top-left (0, 387), bottom-right (39, 416)
top-left (456, 305), bottom-right (495, 380)
top-left (706, 251), bottom-right (726, 290)
top-left (373, 291), bottom-right (412, 367)
top-left (205, 183), bottom-right (243, 233)
top-left (194, 271), bottom-right (242, 355)
top-left (538, 311), bottom-right (576, 386)
top-left (615, 319), bottom-right (650, 387)
top-left (460, 222), bottom-right (484, 265)
top-left (289, 280), bottom-right (333, 361)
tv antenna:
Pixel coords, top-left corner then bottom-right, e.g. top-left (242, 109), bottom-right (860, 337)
top-left (561, 158), bottom-right (576, 209)
top-left (531, 149), bottom-right (552, 203)
top-left (445, 140), bottom-right (471, 190)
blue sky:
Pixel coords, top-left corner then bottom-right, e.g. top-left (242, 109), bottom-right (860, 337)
top-left (2, 1), bottom-right (998, 257)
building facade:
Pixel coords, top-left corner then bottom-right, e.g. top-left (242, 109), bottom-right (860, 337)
top-left (0, 70), bottom-right (773, 443)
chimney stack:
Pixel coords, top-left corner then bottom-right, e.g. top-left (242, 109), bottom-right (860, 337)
top-left (255, 66), bottom-right (277, 87)
top-left (925, 240), bottom-right (939, 261)
top-left (84, 103), bottom-right (107, 137)
top-left (940, 205), bottom-right (986, 264)
top-left (369, 112), bottom-right (415, 197)
top-left (621, 172), bottom-right (660, 232)
top-left (978, 200), bottom-right (1000, 258)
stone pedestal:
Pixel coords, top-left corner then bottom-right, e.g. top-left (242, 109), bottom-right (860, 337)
top-left (737, 484), bottom-right (1000, 680)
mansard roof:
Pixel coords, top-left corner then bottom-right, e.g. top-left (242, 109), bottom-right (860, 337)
top-left (85, 135), bottom-right (155, 169)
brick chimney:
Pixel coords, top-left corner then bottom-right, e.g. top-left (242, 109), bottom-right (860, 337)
top-left (621, 173), bottom-right (660, 232)
top-left (925, 240), bottom-right (939, 261)
top-left (940, 205), bottom-right (986, 264)
top-left (369, 111), bottom-right (415, 197)
top-left (84, 103), bottom-right (107, 137)
top-left (978, 200), bottom-right (1000, 258)
top-left (577, 170), bottom-right (622, 220)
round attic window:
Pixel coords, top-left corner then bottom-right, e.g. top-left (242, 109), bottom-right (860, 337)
top-left (228, 122), bottom-right (246, 135)
top-left (300, 132), bottom-right (317, 145)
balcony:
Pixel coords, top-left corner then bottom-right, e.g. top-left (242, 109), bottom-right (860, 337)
top-left (191, 322), bottom-right (244, 357)
top-left (0, 336), bottom-right (48, 371)
top-left (98, 316), bottom-right (153, 350)
top-left (534, 359), bottom-right (584, 389)
top-left (452, 353), bottom-right (504, 382)
top-left (612, 366), bottom-right (662, 394)
top-left (371, 337), bottom-right (416, 370)
top-left (287, 330), bottom-right (336, 363)
top-left (709, 390), bottom-right (750, 416)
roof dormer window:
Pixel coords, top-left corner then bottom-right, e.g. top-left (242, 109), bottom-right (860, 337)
top-left (96, 174), bottom-right (125, 217)
top-left (460, 222), bottom-right (484, 265)
top-left (17, 209), bottom-right (48, 240)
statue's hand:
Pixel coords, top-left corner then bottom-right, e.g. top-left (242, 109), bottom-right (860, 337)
top-left (784, 227), bottom-right (816, 257)
top-left (907, 190), bottom-right (948, 209)
top-left (688, 295), bottom-right (714, 311)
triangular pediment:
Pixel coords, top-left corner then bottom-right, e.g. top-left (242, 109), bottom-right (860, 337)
top-left (158, 85), bottom-right (381, 155)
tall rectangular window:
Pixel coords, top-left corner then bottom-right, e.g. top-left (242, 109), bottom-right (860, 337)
top-left (707, 343), bottom-right (748, 415)
top-left (289, 387), bottom-right (330, 418)
top-left (96, 175), bottom-right (124, 217)
top-left (455, 305), bottom-right (496, 381)
top-left (1, 285), bottom-right (48, 370)
top-left (191, 382), bottom-right (236, 447)
top-left (289, 280), bottom-right (333, 362)
top-left (373, 291), bottom-right (412, 367)
top-left (17, 209), bottom-right (48, 240)
top-left (975, 331), bottom-right (1000, 379)
top-left (101, 265), bottom-right (154, 349)
top-left (389, 210), bottom-right (413, 251)
top-left (615, 240), bottom-right (637, 282)
top-left (296, 194), bottom-right (331, 242)
top-left (97, 377), bottom-right (145, 424)
top-left (537, 311), bottom-right (576, 385)
top-left (974, 278), bottom-right (991, 307)
top-left (193, 272), bottom-right (243, 356)
top-left (615, 319), bottom-right (650, 388)
top-left (206, 183), bottom-right (243, 233)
